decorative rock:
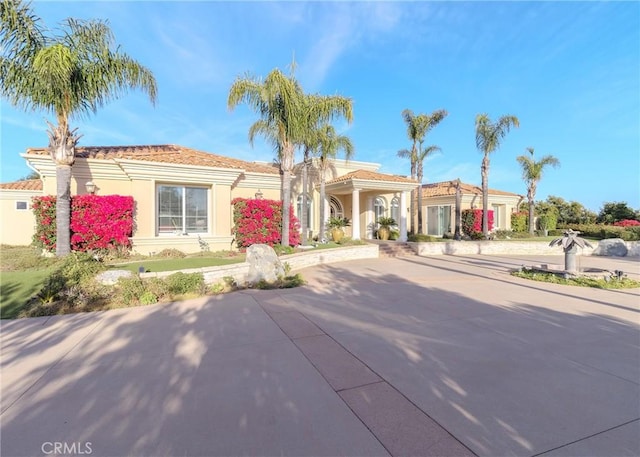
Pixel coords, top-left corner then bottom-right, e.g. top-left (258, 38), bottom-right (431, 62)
top-left (593, 238), bottom-right (628, 257)
top-left (246, 244), bottom-right (285, 285)
top-left (96, 269), bottom-right (133, 285)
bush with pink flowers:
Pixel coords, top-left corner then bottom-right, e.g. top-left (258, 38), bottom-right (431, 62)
top-left (231, 198), bottom-right (300, 248)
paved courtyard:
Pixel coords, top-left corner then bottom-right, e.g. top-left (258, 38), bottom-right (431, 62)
top-left (1, 254), bottom-right (639, 456)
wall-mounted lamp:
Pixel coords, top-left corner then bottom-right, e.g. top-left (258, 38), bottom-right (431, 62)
top-left (255, 189), bottom-right (263, 199)
top-left (86, 181), bottom-right (96, 195)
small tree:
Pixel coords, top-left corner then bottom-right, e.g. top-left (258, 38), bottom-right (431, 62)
top-left (597, 202), bottom-right (638, 224)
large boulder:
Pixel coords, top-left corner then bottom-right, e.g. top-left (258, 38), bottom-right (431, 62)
top-left (96, 269), bottom-right (133, 285)
top-left (593, 238), bottom-right (628, 257)
top-left (246, 244), bottom-right (285, 285)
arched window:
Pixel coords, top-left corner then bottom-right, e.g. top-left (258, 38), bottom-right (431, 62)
top-left (374, 197), bottom-right (386, 223)
top-left (391, 197), bottom-right (400, 223)
top-left (330, 196), bottom-right (344, 220)
top-left (296, 194), bottom-right (312, 228)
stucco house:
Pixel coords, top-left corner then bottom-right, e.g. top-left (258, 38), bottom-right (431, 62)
top-left (0, 145), bottom-right (522, 252)
top-left (419, 180), bottom-right (523, 236)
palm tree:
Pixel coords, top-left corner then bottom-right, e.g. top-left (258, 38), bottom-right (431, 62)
top-left (316, 124), bottom-right (354, 240)
top-left (398, 108), bottom-right (447, 233)
top-left (0, 0), bottom-right (157, 256)
top-left (297, 94), bottom-right (350, 244)
top-left (516, 147), bottom-right (560, 235)
top-left (475, 113), bottom-right (519, 237)
top-left (228, 70), bottom-right (352, 246)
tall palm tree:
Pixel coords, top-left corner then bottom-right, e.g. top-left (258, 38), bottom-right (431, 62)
top-left (228, 71), bottom-right (352, 246)
top-left (475, 113), bottom-right (519, 237)
top-left (398, 108), bottom-right (447, 233)
top-left (316, 124), bottom-right (354, 240)
top-left (297, 94), bottom-right (350, 244)
top-left (516, 147), bottom-right (560, 234)
top-left (0, 0), bottom-right (157, 256)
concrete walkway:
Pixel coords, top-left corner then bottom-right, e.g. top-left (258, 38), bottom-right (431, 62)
top-left (1, 255), bottom-right (638, 456)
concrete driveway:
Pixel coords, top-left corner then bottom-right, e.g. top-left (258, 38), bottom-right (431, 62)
top-left (1, 254), bottom-right (639, 456)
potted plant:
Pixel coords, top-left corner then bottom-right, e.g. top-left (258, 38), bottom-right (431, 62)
top-left (376, 217), bottom-right (397, 241)
top-left (327, 217), bottom-right (350, 242)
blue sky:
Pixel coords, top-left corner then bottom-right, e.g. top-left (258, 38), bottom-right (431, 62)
top-left (1, 1), bottom-right (638, 212)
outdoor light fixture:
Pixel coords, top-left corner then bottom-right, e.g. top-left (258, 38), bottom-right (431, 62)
top-left (255, 189), bottom-right (263, 199)
top-left (86, 181), bottom-right (96, 194)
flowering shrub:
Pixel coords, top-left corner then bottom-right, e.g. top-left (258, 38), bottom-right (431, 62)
top-left (70, 195), bottom-right (134, 252)
top-left (232, 198), bottom-right (300, 247)
top-left (32, 195), bottom-right (57, 251)
top-left (32, 195), bottom-right (134, 253)
top-left (462, 209), bottom-right (493, 239)
top-left (613, 219), bottom-right (640, 227)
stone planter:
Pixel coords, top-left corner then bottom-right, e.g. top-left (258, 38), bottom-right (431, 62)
top-left (331, 228), bottom-right (344, 242)
top-left (377, 227), bottom-right (390, 240)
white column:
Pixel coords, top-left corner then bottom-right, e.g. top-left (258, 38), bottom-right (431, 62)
top-left (399, 191), bottom-right (408, 242)
top-left (351, 188), bottom-right (361, 240)
top-left (366, 196), bottom-right (374, 239)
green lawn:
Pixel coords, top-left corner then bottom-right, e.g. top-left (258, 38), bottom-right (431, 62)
top-left (0, 269), bottom-right (52, 319)
top-left (110, 255), bottom-right (245, 273)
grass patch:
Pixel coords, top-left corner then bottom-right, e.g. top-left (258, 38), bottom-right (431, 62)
top-left (511, 269), bottom-right (640, 289)
top-left (0, 269), bottom-right (54, 318)
top-left (110, 255), bottom-right (245, 273)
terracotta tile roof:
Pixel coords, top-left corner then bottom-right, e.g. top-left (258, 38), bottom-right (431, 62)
top-left (0, 179), bottom-right (43, 191)
top-left (421, 180), bottom-right (521, 198)
top-left (327, 169), bottom-right (417, 185)
top-left (24, 144), bottom-right (279, 175)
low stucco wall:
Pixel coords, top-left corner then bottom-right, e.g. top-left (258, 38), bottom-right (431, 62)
top-left (140, 244), bottom-right (379, 285)
top-left (411, 240), bottom-right (640, 257)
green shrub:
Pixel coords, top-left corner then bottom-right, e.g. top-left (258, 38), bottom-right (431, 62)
top-left (156, 248), bottom-right (186, 258)
top-left (511, 212), bottom-right (528, 232)
top-left (273, 244), bottom-right (295, 256)
top-left (118, 276), bottom-right (146, 305)
top-left (209, 283), bottom-right (225, 294)
top-left (537, 213), bottom-right (557, 231)
top-left (558, 224), bottom-right (637, 240)
top-left (145, 277), bottom-right (170, 300)
top-left (139, 291), bottom-right (158, 305)
top-left (165, 272), bottom-right (204, 295)
top-left (493, 230), bottom-right (513, 240)
top-left (34, 252), bottom-right (105, 304)
top-left (408, 234), bottom-right (435, 242)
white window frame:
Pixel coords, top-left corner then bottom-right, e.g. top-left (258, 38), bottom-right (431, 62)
top-left (157, 184), bottom-right (209, 236)
top-left (15, 201), bottom-right (29, 211)
top-left (374, 196), bottom-right (387, 223)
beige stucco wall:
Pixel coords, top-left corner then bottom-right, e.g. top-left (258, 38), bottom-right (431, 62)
top-left (418, 194), bottom-right (521, 235)
top-left (0, 191), bottom-right (39, 245)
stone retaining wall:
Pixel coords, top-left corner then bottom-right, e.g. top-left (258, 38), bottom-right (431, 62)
top-left (140, 244), bottom-right (379, 285)
top-left (411, 240), bottom-right (640, 257)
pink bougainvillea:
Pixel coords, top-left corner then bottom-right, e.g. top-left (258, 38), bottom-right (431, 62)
top-left (70, 195), bottom-right (134, 251)
top-left (32, 195), bottom-right (134, 253)
top-left (461, 209), bottom-right (493, 238)
top-left (31, 195), bottom-right (57, 251)
top-left (613, 219), bottom-right (640, 227)
top-left (231, 197), bottom-right (300, 247)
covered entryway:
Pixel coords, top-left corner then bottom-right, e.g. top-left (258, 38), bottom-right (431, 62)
top-left (324, 170), bottom-right (417, 241)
